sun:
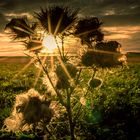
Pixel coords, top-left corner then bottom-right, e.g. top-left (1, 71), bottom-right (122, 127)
top-left (42, 34), bottom-right (57, 53)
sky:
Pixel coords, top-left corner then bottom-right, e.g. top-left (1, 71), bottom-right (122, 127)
top-left (0, 0), bottom-right (140, 56)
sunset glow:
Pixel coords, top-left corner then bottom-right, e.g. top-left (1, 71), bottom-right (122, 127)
top-left (0, 0), bottom-right (140, 56)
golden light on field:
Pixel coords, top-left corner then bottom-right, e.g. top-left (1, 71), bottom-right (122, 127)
top-left (12, 58), bottom-right (35, 80)
top-left (42, 35), bottom-right (57, 53)
top-left (34, 56), bottom-right (47, 87)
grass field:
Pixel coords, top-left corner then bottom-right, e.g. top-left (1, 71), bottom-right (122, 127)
top-left (126, 52), bottom-right (140, 63)
top-left (0, 60), bottom-right (140, 139)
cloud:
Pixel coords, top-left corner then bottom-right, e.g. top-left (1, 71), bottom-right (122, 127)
top-left (0, 12), bottom-right (8, 31)
top-left (0, 0), bottom-right (140, 28)
top-left (101, 13), bottom-right (140, 26)
top-left (76, 0), bottom-right (140, 27)
top-left (103, 26), bottom-right (140, 37)
top-left (0, 32), bottom-right (25, 56)
top-left (5, 12), bottom-right (33, 21)
top-left (103, 26), bottom-right (140, 52)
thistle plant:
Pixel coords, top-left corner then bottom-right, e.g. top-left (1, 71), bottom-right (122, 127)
top-left (3, 89), bottom-right (52, 132)
top-left (4, 5), bottom-right (127, 139)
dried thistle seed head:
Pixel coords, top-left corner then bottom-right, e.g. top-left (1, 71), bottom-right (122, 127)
top-left (22, 96), bottom-right (42, 124)
top-left (42, 72), bottom-right (57, 95)
top-left (4, 88), bottom-right (53, 132)
top-left (56, 63), bottom-right (78, 80)
top-left (4, 116), bottom-right (22, 132)
top-left (81, 50), bottom-right (126, 68)
top-left (15, 95), bottom-right (28, 113)
top-left (81, 51), bottom-right (95, 67)
top-left (40, 103), bottom-right (52, 123)
top-left (55, 63), bottom-right (77, 89)
top-left (56, 78), bottom-right (70, 89)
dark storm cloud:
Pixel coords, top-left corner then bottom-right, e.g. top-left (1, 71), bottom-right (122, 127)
top-left (76, 0), bottom-right (140, 26)
top-left (0, 0), bottom-right (20, 12)
top-left (0, 0), bottom-right (73, 31)
top-left (0, 0), bottom-right (140, 36)
top-left (0, 0), bottom-right (70, 13)
top-left (0, 0), bottom-right (140, 26)
top-left (101, 13), bottom-right (140, 26)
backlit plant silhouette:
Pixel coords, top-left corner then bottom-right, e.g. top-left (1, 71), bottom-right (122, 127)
top-left (4, 6), bottom-right (126, 139)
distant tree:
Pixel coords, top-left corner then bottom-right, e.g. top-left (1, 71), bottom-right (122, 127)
top-left (81, 40), bottom-right (126, 68)
top-left (95, 41), bottom-right (121, 52)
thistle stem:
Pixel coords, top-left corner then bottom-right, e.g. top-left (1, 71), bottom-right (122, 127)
top-left (66, 91), bottom-right (75, 140)
top-left (74, 68), bottom-right (97, 121)
top-left (54, 37), bottom-right (63, 60)
top-left (35, 53), bottom-right (65, 106)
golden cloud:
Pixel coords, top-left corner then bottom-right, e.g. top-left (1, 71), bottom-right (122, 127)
top-left (103, 26), bottom-right (140, 40)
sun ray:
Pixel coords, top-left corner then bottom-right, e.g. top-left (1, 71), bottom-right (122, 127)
top-left (14, 21), bottom-right (35, 34)
top-left (33, 65), bottom-right (43, 87)
top-left (54, 36), bottom-right (62, 57)
top-left (75, 28), bottom-right (98, 37)
top-left (56, 56), bottom-right (72, 80)
top-left (54, 13), bottom-right (64, 36)
top-left (30, 40), bottom-right (42, 43)
top-left (88, 49), bottom-right (123, 55)
top-left (28, 45), bottom-right (42, 52)
top-left (50, 55), bottom-right (54, 71)
top-left (61, 19), bottom-right (76, 35)
top-left (47, 12), bottom-right (52, 34)
top-left (12, 58), bottom-right (35, 80)
top-left (33, 56), bottom-right (47, 87)
top-left (13, 26), bottom-right (34, 35)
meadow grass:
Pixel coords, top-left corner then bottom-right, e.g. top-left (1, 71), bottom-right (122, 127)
top-left (0, 62), bottom-right (140, 139)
